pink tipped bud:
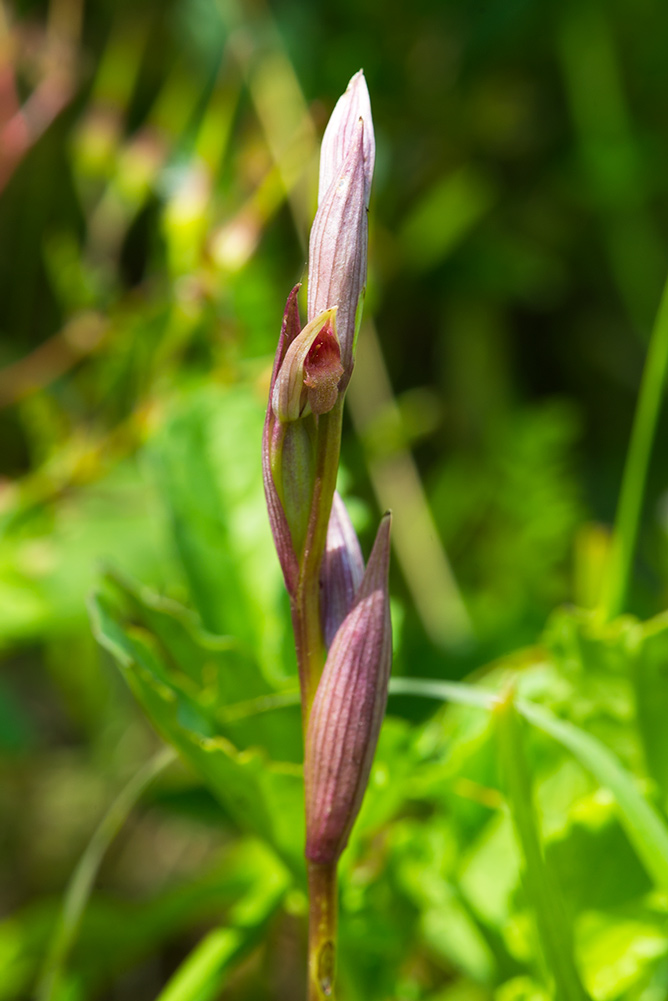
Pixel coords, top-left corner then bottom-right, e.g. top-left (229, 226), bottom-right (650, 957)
top-left (308, 72), bottom-right (374, 386)
top-left (320, 492), bottom-right (365, 649)
top-left (305, 513), bottom-right (392, 865)
top-left (318, 70), bottom-right (375, 208)
top-left (272, 308), bottom-right (342, 422)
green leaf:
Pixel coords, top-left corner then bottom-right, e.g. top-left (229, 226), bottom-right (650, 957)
top-left (149, 385), bottom-right (292, 686)
top-left (89, 588), bottom-right (305, 879)
top-left (516, 698), bottom-right (668, 893)
top-left (102, 567), bottom-right (302, 762)
top-left (391, 677), bottom-right (668, 892)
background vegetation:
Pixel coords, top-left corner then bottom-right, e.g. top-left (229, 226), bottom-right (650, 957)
top-left (3, 0), bottom-right (668, 998)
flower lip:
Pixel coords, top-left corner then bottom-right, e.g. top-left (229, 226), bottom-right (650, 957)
top-left (271, 307), bottom-right (340, 423)
top-left (303, 321), bottom-right (344, 416)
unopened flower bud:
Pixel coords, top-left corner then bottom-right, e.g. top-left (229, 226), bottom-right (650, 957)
top-left (272, 308), bottom-right (342, 422)
top-left (318, 70), bottom-right (375, 208)
top-left (308, 72), bottom-right (375, 387)
top-left (305, 513), bottom-right (392, 865)
top-left (320, 492), bottom-right (365, 649)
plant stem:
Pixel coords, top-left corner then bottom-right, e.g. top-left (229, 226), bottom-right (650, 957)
top-left (293, 397), bottom-right (344, 724)
top-left (307, 861), bottom-right (338, 1001)
top-left (603, 274), bottom-right (668, 620)
top-left (292, 399), bottom-right (344, 1000)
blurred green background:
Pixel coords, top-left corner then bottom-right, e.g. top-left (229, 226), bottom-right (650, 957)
top-left (2, 0), bottom-right (668, 998)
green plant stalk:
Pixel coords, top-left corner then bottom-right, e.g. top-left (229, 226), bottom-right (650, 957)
top-left (292, 397), bottom-right (345, 723)
top-left (307, 861), bottom-right (338, 1001)
top-left (495, 691), bottom-right (589, 1001)
top-left (603, 274), bottom-right (668, 620)
top-left (289, 397), bottom-right (344, 1001)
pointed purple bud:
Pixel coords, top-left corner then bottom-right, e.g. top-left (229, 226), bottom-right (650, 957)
top-left (308, 72), bottom-right (374, 387)
top-left (305, 513), bottom-right (392, 865)
top-left (320, 492), bottom-right (365, 649)
top-left (318, 70), bottom-right (375, 208)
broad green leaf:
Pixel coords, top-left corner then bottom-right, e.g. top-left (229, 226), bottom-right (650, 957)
top-left (516, 699), bottom-right (668, 892)
top-left (391, 678), bottom-right (668, 893)
top-left (390, 817), bottom-right (497, 984)
top-left (149, 391), bottom-right (253, 639)
top-left (102, 568), bottom-right (302, 762)
top-left (0, 461), bottom-right (173, 644)
top-left (576, 910), bottom-right (668, 1001)
top-left (89, 589), bottom-right (305, 878)
top-left (148, 385), bottom-right (292, 685)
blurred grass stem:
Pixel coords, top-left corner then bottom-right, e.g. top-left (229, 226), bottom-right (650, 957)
top-left (37, 747), bottom-right (176, 1001)
top-left (603, 274), bottom-right (668, 620)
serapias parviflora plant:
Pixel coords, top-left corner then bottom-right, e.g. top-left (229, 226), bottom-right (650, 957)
top-left (262, 71), bottom-right (391, 1000)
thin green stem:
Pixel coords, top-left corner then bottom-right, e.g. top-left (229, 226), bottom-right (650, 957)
top-left (292, 400), bottom-right (343, 1000)
top-left (293, 397), bottom-right (344, 726)
top-left (307, 861), bottom-right (338, 1001)
top-left (495, 691), bottom-right (589, 1001)
top-left (603, 274), bottom-right (668, 620)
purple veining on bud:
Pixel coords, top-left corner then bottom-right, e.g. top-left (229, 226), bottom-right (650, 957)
top-left (262, 285), bottom-right (302, 596)
top-left (308, 71), bottom-right (374, 387)
top-left (318, 70), bottom-right (375, 208)
top-left (272, 307), bottom-right (342, 422)
top-left (320, 492), bottom-right (365, 649)
top-left (305, 513), bottom-right (392, 865)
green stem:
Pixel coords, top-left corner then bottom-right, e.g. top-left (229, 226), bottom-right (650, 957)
top-left (603, 274), bottom-right (668, 620)
top-left (495, 691), bottom-right (589, 1001)
top-left (307, 861), bottom-right (338, 1001)
top-left (293, 397), bottom-right (344, 726)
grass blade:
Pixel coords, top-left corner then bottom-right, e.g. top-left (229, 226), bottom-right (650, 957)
top-left (37, 747), bottom-right (176, 1001)
top-left (516, 697), bottom-right (668, 891)
top-left (153, 927), bottom-right (244, 1001)
top-left (603, 273), bottom-right (668, 619)
top-left (495, 691), bottom-right (589, 1001)
top-left (391, 677), bottom-right (668, 891)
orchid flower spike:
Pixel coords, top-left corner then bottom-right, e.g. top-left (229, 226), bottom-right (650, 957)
top-left (263, 72), bottom-right (375, 594)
